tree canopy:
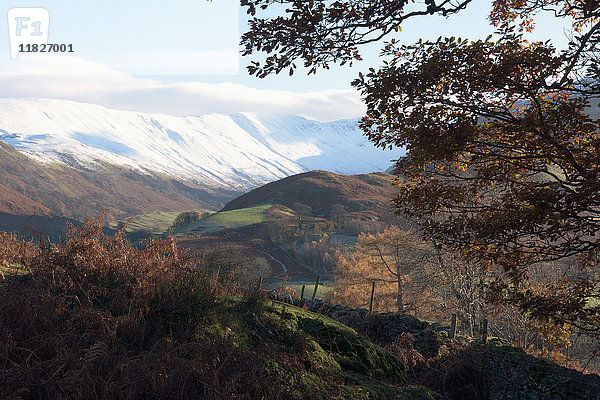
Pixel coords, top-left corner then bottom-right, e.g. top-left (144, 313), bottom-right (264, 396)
top-left (242, 1), bottom-right (600, 334)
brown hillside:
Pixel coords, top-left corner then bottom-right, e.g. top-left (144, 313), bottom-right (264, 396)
top-left (222, 170), bottom-right (398, 220)
top-left (0, 140), bottom-right (241, 222)
top-left (0, 183), bottom-right (52, 215)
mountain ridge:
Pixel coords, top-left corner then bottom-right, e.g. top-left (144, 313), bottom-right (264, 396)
top-left (0, 98), bottom-right (397, 191)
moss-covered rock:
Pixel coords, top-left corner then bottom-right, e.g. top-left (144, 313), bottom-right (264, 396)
top-left (306, 338), bottom-right (341, 373)
top-left (298, 316), bottom-right (407, 384)
top-left (209, 297), bottom-right (414, 399)
top-left (484, 338), bottom-right (600, 400)
top-left (294, 299), bottom-right (600, 400)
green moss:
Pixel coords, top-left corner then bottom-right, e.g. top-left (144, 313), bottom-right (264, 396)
top-left (339, 372), bottom-right (404, 399)
top-left (296, 315), bottom-right (406, 384)
top-left (486, 338), bottom-right (565, 389)
top-left (400, 385), bottom-right (442, 399)
top-left (263, 302), bottom-right (406, 384)
top-left (199, 298), bottom-right (409, 398)
top-left (293, 371), bottom-right (405, 400)
top-left (306, 339), bottom-right (341, 372)
top-left (296, 373), bottom-right (331, 399)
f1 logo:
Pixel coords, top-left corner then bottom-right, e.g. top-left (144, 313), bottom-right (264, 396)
top-left (8, 8), bottom-right (50, 60)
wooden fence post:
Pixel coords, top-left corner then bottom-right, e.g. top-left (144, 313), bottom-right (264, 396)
top-left (449, 314), bottom-right (458, 339)
top-left (300, 285), bottom-right (306, 300)
top-left (481, 318), bottom-right (488, 343)
top-left (369, 280), bottom-right (376, 314)
top-left (311, 276), bottom-right (320, 302)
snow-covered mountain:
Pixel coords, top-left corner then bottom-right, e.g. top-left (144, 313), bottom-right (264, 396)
top-left (0, 98), bottom-right (396, 190)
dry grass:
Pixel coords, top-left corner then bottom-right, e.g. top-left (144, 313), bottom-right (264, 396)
top-left (0, 216), bottom-right (290, 399)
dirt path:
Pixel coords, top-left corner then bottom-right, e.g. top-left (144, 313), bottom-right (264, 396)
top-left (177, 226), bottom-right (317, 282)
top-left (258, 250), bottom-right (288, 278)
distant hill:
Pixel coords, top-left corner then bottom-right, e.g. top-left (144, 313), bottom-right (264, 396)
top-left (0, 98), bottom-right (397, 191)
top-left (0, 140), bottom-right (241, 223)
top-left (221, 170), bottom-right (398, 220)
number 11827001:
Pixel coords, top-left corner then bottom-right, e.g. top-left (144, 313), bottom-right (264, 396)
top-left (19, 43), bottom-right (74, 53)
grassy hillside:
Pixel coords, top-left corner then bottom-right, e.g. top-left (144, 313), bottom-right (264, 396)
top-left (120, 211), bottom-right (182, 233)
top-left (176, 203), bottom-right (276, 235)
top-left (221, 170), bottom-right (398, 220)
top-left (0, 140), bottom-right (241, 222)
top-left (114, 210), bottom-right (214, 235)
top-left (114, 170), bottom-right (400, 239)
top-left (173, 172), bottom-right (406, 282)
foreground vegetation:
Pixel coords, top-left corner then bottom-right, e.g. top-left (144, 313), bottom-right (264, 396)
top-left (0, 218), bottom-right (438, 399)
top-left (3, 217), bottom-right (600, 398)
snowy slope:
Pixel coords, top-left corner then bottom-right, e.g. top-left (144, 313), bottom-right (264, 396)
top-left (0, 98), bottom-right (397, 190)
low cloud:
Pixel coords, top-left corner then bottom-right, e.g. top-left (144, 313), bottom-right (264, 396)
top-left (0, 55), bottom-right (365, 121)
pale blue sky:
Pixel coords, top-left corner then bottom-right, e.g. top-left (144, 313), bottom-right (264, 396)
top-left (224, 1), bottom-right (573, 92)
top-left (2, 0), bottom-right (238, 51)
top-left (1, 0), bottom-right (239, 74)
top-left (0, 1), bottom-right (576, 119)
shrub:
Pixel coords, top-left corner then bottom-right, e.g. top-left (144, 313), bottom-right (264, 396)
top-left (0, 216), bottom-right (225, 399)
top-left (172, 210), bottom-right (203, 228)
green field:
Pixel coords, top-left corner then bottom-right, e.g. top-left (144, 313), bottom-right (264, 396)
top-left (177, 203), bottom-right (273, 235)
top-left (281, 282), bottom-right (333, 300)
top-left (115, 210), bottom-right (213, 234)
top-left (121, 211), bottom-right (185, 233)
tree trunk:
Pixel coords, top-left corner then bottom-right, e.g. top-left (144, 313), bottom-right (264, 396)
top-left (397, 266), bottom-right (404, 313)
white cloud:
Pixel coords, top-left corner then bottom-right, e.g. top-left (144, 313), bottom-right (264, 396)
top-left (0, 55), bottom-right (365, 122)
